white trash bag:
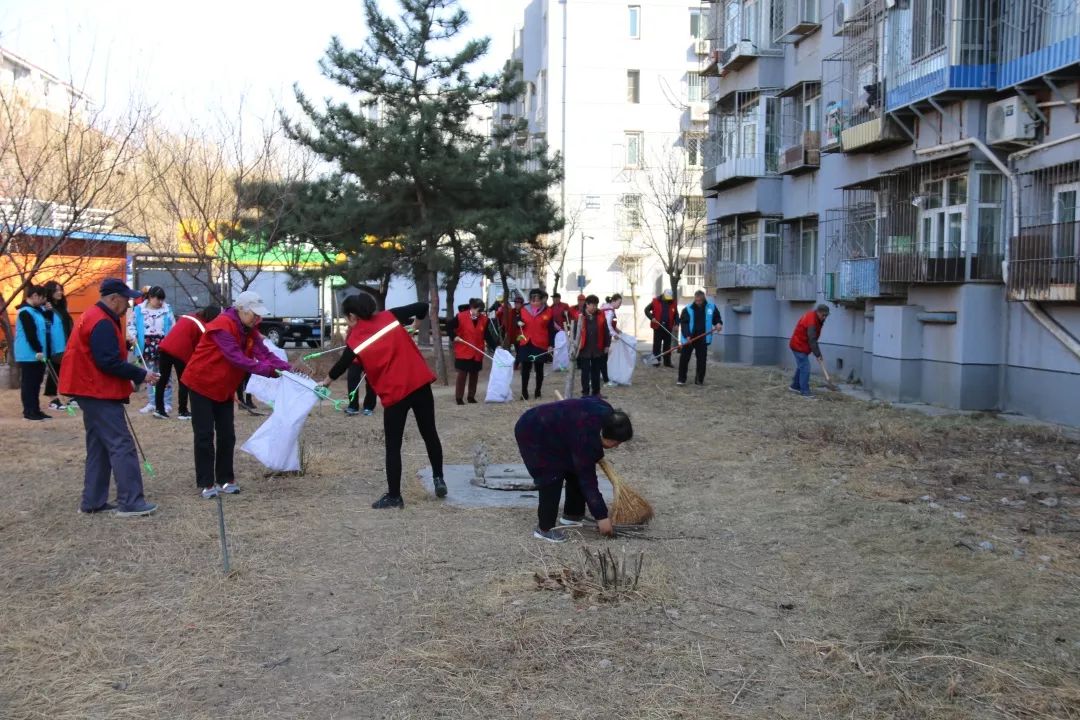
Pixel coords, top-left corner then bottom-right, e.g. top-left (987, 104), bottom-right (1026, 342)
top-left (241, 371), bottom-right (320, 472)
top-left (553, 330), bottom-right (569, 371)
top-left (244, 338), bottom-right (288, 405)
top-left (484, 347), bottom-right (516, 403)
top-left (607, 335), bottom-right (637, 386)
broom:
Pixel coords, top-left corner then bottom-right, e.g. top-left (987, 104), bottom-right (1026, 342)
top-left (598, 458), bottom-right (654, 525)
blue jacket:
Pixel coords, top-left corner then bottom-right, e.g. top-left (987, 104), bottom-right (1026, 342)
top-left (14, 305), bottom-right (48, 362)
top-left (681, 301), bottom-right (720, 345)
top-left (131, 302), bottom-right (175, 354)
top-left (47, 310), bottom-right (67, 355)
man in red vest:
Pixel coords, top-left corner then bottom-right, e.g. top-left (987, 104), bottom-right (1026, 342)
top-left (59, 278), bottom-right (160, 516)
top-left (789, 304), bottom-right (830, 397)
top-left (448, 298), bottom-right (489, 405)
top-left (644, 290), bottom-right (678, 368)
top-left (550, 292), bottom-right (572, 332)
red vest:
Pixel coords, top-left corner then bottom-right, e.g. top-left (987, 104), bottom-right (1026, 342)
top-left (348, 311), bottom-right (436, 407)
top-left (518, 304), bottom-right (553, 348)
top-left (59, 304), bottom-right (135, 401)
top-left (159, 314), bottom-right (208, 363)
top-left (550, 302), bottom-right (571, 329)
top-left (578, 312), bottom-right (609, 351)
top-left (453, 311), bottom-right (489, 362)
top-left (183, 314), bottom-right (258, 402)
top-left (649, 297), bottom-right (677, 329)
top-left (790, 309), bottom-right (824, 354)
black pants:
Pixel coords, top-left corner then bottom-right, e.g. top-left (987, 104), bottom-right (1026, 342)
top-left (537, 473), bottom-right (585, 531)
top-left (347, 364), bottom-right (377, 412)
top-left (382, 384), bottom-right (443, 497)
top-left (19, 361), bottom-right (45, 417)
top-left (600, 354), bottom-right (609, 383)
top-left (578, 355), bottom-right (603, 396)
top-left (190, 390), bottom-right (236, 488)
top-left (678, 339), bottom-right (709, 383)
top-left (652, 327), bottom-right (674, 366)
top-left (521, 360), bottom-right (545, 397)
top-left (156, 351), bottom-right (188, 415)
top-left (236, 374), bottom-right (251, 404)
top-left (43, 355), bottom-right (63, 396)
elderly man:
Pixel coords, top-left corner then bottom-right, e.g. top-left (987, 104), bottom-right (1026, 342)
top-left (789, 303), bottom-right (830, 398)
top-left (677, 290), bottom-right (722, 386)
top-left (59, 278), bottom-right (159, 516)
top-left (644, 289), bottom-right (678, 368)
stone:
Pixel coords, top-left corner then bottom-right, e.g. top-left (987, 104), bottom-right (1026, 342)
top-left (952, 511), bottom-right (967, 520)
top-left (928, 502), bottom-right (942, 509)
top-left (1019, 475), bottom-right (1032, 485)
top-left (598, 659), bottom-right (613, 670)
top-left (1013, 548), bottom-right (1026, 560)
top-left (1038, 497), bottom-right (1059, 508)
top-left (978, 541), bottom-right (994, 552)
top-left (665, 608), bottom-right (680, 619)
top-left (919, 495), bottom-right (933, 502)
top-left (995, 472), bottom-right (1009, 480)
top-left (956, 495), bottom-right (971, 502)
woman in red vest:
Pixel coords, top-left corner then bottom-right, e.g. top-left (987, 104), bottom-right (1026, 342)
top-left (517, 288), bottom-right (555, 400)
top-left (319, 292), bottom-right (445, 508)
top-left (153, 304), bottom-right (220, 420)
top-left (183, 291), bottom-right (292, 498)
top-left (576, 295), bottom-right (611, 397)
top-left (447, 298), bottom-right (489, 405)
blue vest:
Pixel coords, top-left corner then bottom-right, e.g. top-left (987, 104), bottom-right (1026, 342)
top-left (14, 305), bottom-right (48, 362)
top-left (682, 302), bottom-right (718, 345)
top-left (132, 303), bottom-right (175, 353)
top-left (48, 311), bottom-right (67, 354)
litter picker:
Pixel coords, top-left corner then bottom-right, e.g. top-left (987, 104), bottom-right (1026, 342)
top-left (215, 494), bottom-right (231, 574)
top-left (453, 337), bottom-right (513, 367)
top-left (42, 358), bottom-right (76, 415)
top-left (816, 355), bottom-right (839, 391)
top-left (528, 349), bottom-right (554, 362)
top-left (121, 405), bottom-right (155, 477)
top-left (653, 328), bottom-right (722, 362)
top-left (349, 372), bottom-right (366, 402)
top-left (302, 345), bottom-right (346, 360)
top-left (275, 370), bottom-right (349, 411)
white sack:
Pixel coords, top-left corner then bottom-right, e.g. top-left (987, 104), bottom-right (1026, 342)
top-left (241, 371), bottom-right (319, 472)
top-left (244, 338), bottom-right (289, 404)
top-left (553, 330), bottom-right (569, 371)
top-left (607, 335), bottom-right (637, 386)
top-left (484, 347), bottom-right (516, 403)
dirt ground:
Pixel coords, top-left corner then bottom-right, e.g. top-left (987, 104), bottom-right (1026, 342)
top-left (1, 351), bottom-right (1079, 720)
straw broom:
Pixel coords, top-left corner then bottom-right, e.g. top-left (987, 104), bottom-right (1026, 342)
top-left (598, 458), bottom-right (654, 525)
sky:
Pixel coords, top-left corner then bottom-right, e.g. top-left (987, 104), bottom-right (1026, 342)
top-left (0, 0), bottom-right (526, 127)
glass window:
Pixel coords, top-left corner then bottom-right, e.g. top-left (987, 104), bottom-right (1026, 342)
top-left (625, 132), bottom-right (643, 167)
top-left (947, 176), bottom-right (967, 205)
top-left (686, 135), bottom-right (703, 166)
top-left (627, 70), bottom-right (640, 103)
top-left (764, 219), bottom-right (781, 265)
top-left (688, 72), bottom-right (703, 103)
top-left (690, 8), bottom-right (703, 38)
top-left (622, 194), bottom-right (643, 227)
top-left (629, 5), bottom-right (641, 38)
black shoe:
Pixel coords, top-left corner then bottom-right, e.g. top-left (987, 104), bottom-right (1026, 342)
top-left (78, 502), bottom-right (117, 514)
top-left (521, 388), bottom-right (530, 400)
top-left (24, 413), bottom-right (47, 421)
top-left (694, 379), bottom-right (704, 385)
top-left (467, 397), bottom-right (477, 404)
top-left (456, 398), bottom-right (464, 405)
top-left (371, 493), bottom-right (404, 509)
top-left (433, 476), bottom-right (447, 498)
top-left (534, 390), bottom-right (542, 399)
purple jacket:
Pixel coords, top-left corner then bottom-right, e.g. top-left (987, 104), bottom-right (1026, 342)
top-left (209, 308), bottom-right (290, 378)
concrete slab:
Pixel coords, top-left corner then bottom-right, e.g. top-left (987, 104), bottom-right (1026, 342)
top-left (473, 463), bottom-right (536, 490)
top-left (418, 465), bottom-right (613, 509)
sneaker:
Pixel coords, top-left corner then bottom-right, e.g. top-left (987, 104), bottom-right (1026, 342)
top-left (433, 476), bottom-right (447, 498)
top-left (361, 409), bottom-right (374, 416)
top-left (799, 393), bottom-right (818, 401)
top-left (66, 399), bottom-right (79, 409)
top-left (221, 483), bottom-right (240, 494)
top-left (467, 397), bottom-right (477, 404)
top-left (153, 411), bottom-right (170, 420)
top-left (48, 398), bottom-right (65, 410)
top-left (24, 413), bottom-right (47, 421)
top-left (694, 379), bottom-right (703, 386)
top-left (676, 380), bottom-right (686, 387)
top-left (559, 514), bottom-right (585, 526)
top-left (787, 387), bottom-right (800, 395)
top-left (115, 501), bottom-right (157, 517)
top-left (201, 485), bottom-right (221, 499)
top-left (177, 412), bottom-right (191, 420)
top-left (371, 493), bottom-right (404, 509)
top-left (455, 398), bottom-right (464, 406)
top-left (344, 407), bottom-right (360, 417)
top-left (533, 526), bottom-right (568, 543)
top-left (605, 381), bottom-right (617, 387)
top-left (139, 403), bottom-right (154, 414)
top-left (78, 502), bottom-right (117, 514)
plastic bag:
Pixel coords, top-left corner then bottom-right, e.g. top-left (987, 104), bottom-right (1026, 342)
top-left (553, 330), bottom-right (569, 371)
top-left (241, 371), bottom-right (319, 472)
top-left (607, 335), bottom-right (637, 386)
top-left (244, 338), bottom-right (288, 405)
top-left (484, 347), bottom-right (516, 403)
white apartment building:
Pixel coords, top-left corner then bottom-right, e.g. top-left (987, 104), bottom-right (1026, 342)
top-left (0, 47), bottom-right (90, 116)
top-left (499, 0), bottom-right (709, 337)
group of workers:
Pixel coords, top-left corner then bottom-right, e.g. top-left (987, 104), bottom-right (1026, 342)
top-left (13, 275), bottom-right (830, 541)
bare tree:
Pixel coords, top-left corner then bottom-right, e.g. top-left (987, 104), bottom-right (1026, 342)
top-left (635, 141), bottom-right (706, 297)
top-left (0, 83), bottom-right (148, 383)
top-left (544, 196), bottom-right (584, 293)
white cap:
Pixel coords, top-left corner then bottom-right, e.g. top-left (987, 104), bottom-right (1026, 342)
top-left (233, 290), bottom-right (270, 316)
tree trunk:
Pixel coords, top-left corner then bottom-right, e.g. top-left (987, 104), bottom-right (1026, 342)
top-left (0, 314), bottom-right (17, 389)
top-left (413, 263), bottom-right (431, 346)
top-left (427, 264), bottom-right (449, 386)
top-left (668, 271), bottom-right (683, 298)
top-left (498, 266), bottom-right (514, 350)
top-left (629, 280), bottom-right (639, 338)
top-left (378, 270), bottom-right (392, 307)
top-left (445, 236), bottom-right (462, 322)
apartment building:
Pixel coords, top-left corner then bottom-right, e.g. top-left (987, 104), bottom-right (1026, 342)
top-left (0, 47), bottom-right (90, 116)
top-left (699, 0), bottom-right (1080, 426)
top-left (498, 0), bottom-right (710, 336)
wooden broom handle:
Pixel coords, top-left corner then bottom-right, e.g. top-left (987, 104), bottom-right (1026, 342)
top-left (598, 457), bottom-right (620, 487)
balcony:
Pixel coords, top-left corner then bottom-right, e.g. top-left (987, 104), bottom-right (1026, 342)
top-left (713, 261), bottom-right (777, 289)
top-left (721, 41), bottom-right (760, 72)
top-left (836, 257), bottom-right (881, 300)
top-left (776, 272), bottom-right (817, 301)
top-left (702, 155), bottom-right (775, 192)
top-left (879, 253), bottom-right (1003, 284)
top-left (701, 47), bottom-right (723, 77)
top-left (778, 131), bottom-right (820, 174)
top-left (1006, 222), bottom-right (1080, 301)
top-left (840, 116), bottom-right (907, 153)
top-left (998, 5), bottom-right (1080, 88)
top-left (773, 0), bottom-right (821, 43)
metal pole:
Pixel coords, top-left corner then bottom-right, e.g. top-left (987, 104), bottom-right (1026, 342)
top-left (216, 494), bottom-right (231, 574)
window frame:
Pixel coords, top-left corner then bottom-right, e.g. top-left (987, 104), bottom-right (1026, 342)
top-left (628, 5), bottom-right (641, 39)
top-left (624, 131), bottom-right (643, 168)
top-left (627, 70), bottom-right (641, 104)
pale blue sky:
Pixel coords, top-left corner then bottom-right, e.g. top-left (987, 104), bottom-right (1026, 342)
top-left (0, 0), bottom-right (525, 125)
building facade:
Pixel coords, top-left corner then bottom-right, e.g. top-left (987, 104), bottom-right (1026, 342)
top-left (699, 0), bottom-right (1080, 426)
top-left (499, 0), bottom-right (710, 336)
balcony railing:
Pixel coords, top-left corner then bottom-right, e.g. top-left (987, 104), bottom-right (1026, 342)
top-left (773, 0), bottom-right (821, 43)
top-left (999, 5), bottom-right (1080, 88)
top-left (879, 252), bottom-right (1003, 283)
top-left (1007, 222), bottom-right (1080, 301)
top-left (776, 272), bottom-right (818, 301)
top-left (778, 131), bottom-right (821, 174)
top-left (713, 261), bottom-right (777, 289)
top-left (719, 41), bottom-right (783, 72)
top-left (836, 257), bottom-right (880, 299)
top-left (703, 154), bottom-right (776, 191)
top-left (840, 116), bottom-right (906, 153)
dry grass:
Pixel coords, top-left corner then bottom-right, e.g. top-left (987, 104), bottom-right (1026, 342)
top-left (0, 358), bottom-right (1078, 719)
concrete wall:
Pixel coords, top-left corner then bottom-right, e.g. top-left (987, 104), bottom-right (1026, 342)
top-left (1005, 303), bottom-right (1080, 426)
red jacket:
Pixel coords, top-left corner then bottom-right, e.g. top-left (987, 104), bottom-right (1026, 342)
top-left (649, 297), bottom-right (678, 329)
top-left (159, 314), bottom-right (209, 363)
top-left (184, 314), bottom-right (259, 402)
top-left (518, 304), bottom-right (554, 348)
top-left (348, 310), bottom-right (436, 407)
top-left (453, 311), bottom-right (489, 362)
top-left (550, 302), bottom-right (572, 329)
top-left (58, 304), bottom-right (134, 401)
top-left (578, 311), bottom-right (610, 351)
top-left (790, 309), bottom-right (824, 355)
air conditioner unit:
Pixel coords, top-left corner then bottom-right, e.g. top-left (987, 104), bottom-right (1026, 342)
top-left (987, 97), bottom-right (1037, 146)
top-left (690, 102), bottom-right (708, 122)
top-left (694, 39), bottom-right (710, 56)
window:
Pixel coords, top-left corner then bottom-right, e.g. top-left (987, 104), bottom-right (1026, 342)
top-left (739, 100), bottom-right (759, 157)
top-left (912, 0), bottom-right (947, 58)
top-left (1052, 182), bottom-right (1079, 259)
top-left (797, 222), bottom-right (818, 275)
top-left (629, 5), bottom-right (641, 38)
top-left (684, 260), bottom-right (705, 288)
top-left (690, 8), bottom-right (705, 39)
top-left (625, 132), bottom-right (643, 167)
top-left (536, 71), bottom-right (546, 120)
top-left (622, 194), bottom-right (643, 227)
top-left (688, 72), bottom-right (703, 103)
top-left (686, 135), bottom-right (704, 166)
top-left (627, 70), bottom-right (640, 103)
top-left (918, 176), bottom-right (966, 259)
top-left (685, 195), bottom-right (706, 220)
